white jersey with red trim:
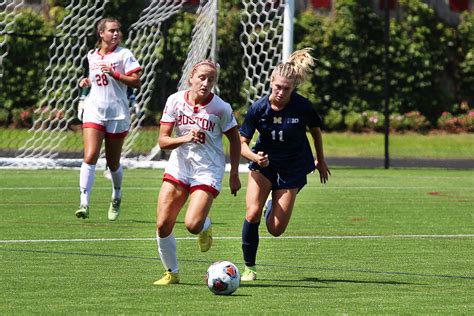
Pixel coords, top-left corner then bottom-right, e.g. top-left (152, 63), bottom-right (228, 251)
top-left (161, 90), bottom-right (237, 181)
top-left (83, 46), bottom-right (141, 120)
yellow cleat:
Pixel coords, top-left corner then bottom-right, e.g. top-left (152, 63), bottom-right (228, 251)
top-left (198, 221), bottom-right (213, 252)
top-left (153, 271), bottom-right (180, 285)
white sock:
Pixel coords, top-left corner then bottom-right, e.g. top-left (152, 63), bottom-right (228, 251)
top-left (79, 162), bottom-right (96, 206)
top-left (200, 217), bottom-right (211, 233)
top-left (157, 232), bottom-right (178, 273)
top-left (110, 164), bottom-right (123, 199)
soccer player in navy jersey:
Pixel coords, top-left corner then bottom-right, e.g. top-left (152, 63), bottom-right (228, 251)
top-left (239, 48), bottom-right (331, 281)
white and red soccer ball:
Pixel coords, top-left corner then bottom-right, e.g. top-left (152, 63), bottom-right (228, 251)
top-left (205, 261), bottom-right (240, 295)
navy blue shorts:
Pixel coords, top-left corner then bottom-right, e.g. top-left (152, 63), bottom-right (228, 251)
top-left (249, 161), bottom-right (307, 191)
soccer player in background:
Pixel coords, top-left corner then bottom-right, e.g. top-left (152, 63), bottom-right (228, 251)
top-left (75, 17), bottom-right (141, 221)
top-left (239, 48), bottom-right (331, 281)
top-left (153, 60), bottom-right (241, 285)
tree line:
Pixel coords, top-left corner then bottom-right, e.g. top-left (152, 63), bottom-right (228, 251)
top-left (0, 0), bottom-right (472, 131)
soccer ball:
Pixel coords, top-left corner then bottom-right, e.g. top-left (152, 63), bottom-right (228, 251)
top-left (205, 261), bottom-right (240, 295)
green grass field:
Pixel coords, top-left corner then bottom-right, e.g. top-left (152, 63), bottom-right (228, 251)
top-left (0, 168), bottom-right (473, 314)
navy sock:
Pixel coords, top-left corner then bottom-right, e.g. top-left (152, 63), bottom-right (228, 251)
top-left (242, 219), bottom-right (260, 267)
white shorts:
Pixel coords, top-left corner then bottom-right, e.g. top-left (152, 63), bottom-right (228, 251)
top-left (82, 109), bottom-right (130, 139)
top-left (164, 153), bottom-right (223, 198)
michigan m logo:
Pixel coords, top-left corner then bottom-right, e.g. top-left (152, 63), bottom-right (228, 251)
top-left (273, 117), bottom-right (282, 124)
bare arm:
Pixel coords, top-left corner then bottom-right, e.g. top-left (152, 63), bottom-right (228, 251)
top-left (158, 124), bottom-right (200, 150)
top-left (240, 136), bottom-right (269, 167)
top-left (116, 71), bottom-right (141, 89)
top-left (224, 126), bottom-right (242, 196)
top-left (309, 127), bottom-right (331, 183)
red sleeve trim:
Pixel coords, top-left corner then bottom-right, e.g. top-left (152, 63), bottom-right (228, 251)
top-left (160, 121), bottom-right (175, 126)
top-left (125, 67), bottom-right (142, 76)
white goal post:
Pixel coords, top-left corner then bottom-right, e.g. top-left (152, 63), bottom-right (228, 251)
top-left (1, 0), bottom-right (293, 168)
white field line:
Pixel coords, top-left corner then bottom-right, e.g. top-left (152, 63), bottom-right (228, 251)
top-left (1, 234), bottom-right (473, 244)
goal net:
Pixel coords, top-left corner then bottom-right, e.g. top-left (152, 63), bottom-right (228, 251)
top-left (0, 0), bottom-right (25, 80)
top-left (1, 0), bottom-right (286, 168)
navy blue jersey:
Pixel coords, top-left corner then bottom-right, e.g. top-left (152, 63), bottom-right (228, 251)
top-left (240, 92), bottom-right (322, 177)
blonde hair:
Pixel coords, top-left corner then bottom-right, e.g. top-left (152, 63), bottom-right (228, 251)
top-left (271, 48), bottom-right (315, 87)
top-left (188, 59), bottom-right (218, 85)
top-left (95, 17), bottom-right (121, 48)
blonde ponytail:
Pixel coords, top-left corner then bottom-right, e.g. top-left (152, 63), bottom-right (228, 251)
top-left (271, 48), bottom-right (315, 87)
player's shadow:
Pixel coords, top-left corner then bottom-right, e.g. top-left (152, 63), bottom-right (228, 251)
top-left (129, 219), bottom-right (160, 224)
top-left (154, 283), bottom-right (252, 296)
top-left (126, 219), bottom-right (190, 225)
top-left (302, 277), bottom-right (425, 286)
top-left (240, 280), bottom-right (332, 289)
top-left (241, 277), bottom-right (425, 289)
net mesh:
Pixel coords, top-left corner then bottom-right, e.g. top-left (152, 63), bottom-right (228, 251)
top-left (1, 0), bottom-right (285, 168)
top-left (121, 0), bottom-right (186, 161)
top-left (121, 0), bottom-right (219, 162)
top-left (240, 0), bottom-right (285, 107)
top-left (177, 0), bottom-right (217, 92)
top-left (0, 0), bottom-right (25, 80)
top-left (16, 0), bottom-right (110, 166)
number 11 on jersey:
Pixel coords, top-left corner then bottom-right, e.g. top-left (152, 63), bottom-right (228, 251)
top-left (271, 130), bottom-right (283, 142)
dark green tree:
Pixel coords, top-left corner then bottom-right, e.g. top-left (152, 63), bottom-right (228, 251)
top-left (0, 9), bottom-right (54, 125)
top-left (456, 12), bottom-right (474, 107)
top-left (103, 0), bottom-right (148, 39)
top-left (389, 0), bottom-right (453, 123)
top-left (2, 1), bottom-right (471, 129)
top-left (295, 0), bottom-right (385, 117)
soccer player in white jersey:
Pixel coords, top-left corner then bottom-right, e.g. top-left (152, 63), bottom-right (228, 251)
top-left (75, 17), bottom-right (141, 221)
top-left (153, 60), bottom-right (241, 285)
